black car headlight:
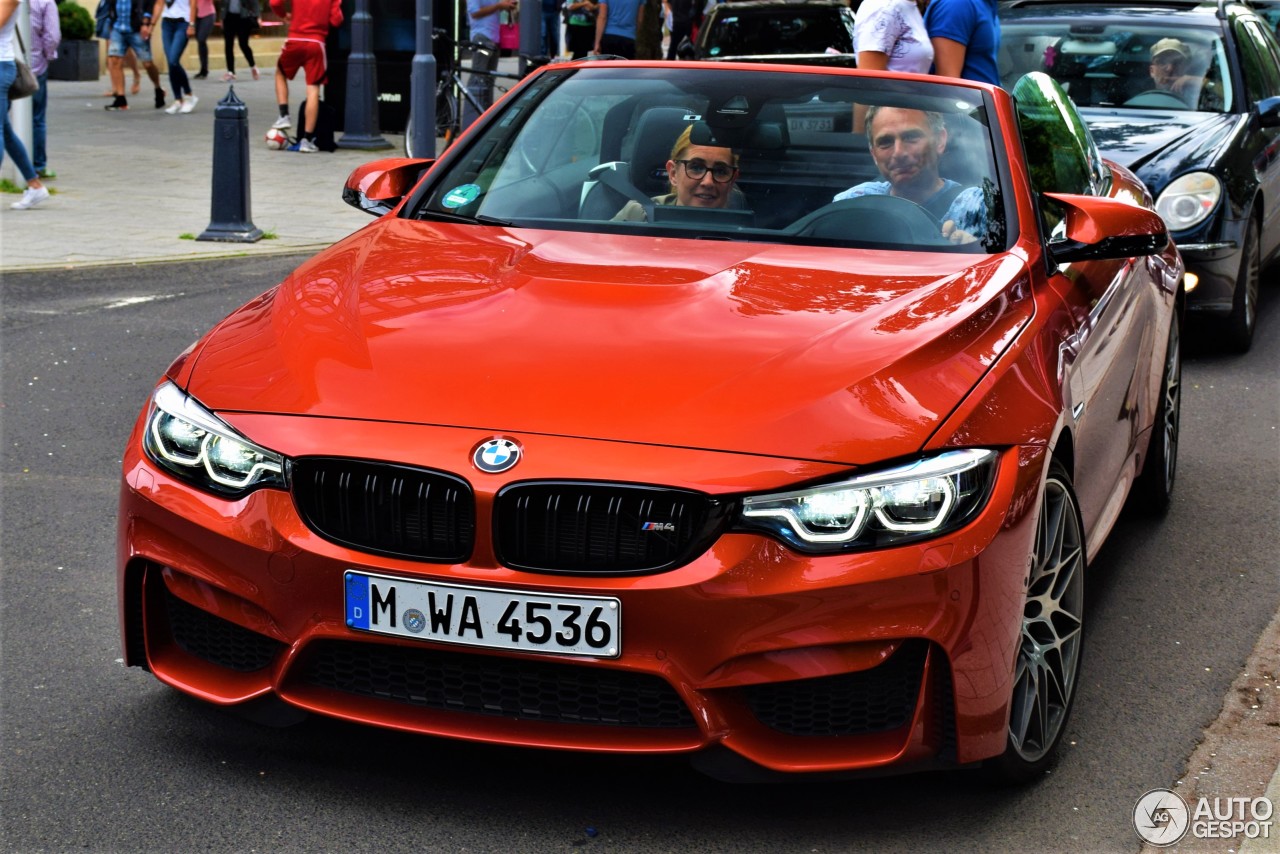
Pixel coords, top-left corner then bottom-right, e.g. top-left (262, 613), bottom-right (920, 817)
top-left (1155, 172), bottom-right (1220, 231)
top-left (736, 449), bottom-right (998, 553)
top-left (143, 381), bottom-right (286, 496)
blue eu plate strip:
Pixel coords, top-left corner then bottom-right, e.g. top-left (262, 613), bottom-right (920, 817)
top-left (345, 572), bottom-right (370, 630)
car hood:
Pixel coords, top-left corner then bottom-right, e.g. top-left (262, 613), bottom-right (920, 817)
top-left (184, 219), bottom-right (1031, 465)
top-left (1080, 108), bottom-right (1240, 190)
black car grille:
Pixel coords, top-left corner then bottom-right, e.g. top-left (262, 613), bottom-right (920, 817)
top-left (291, 458), bottom-right (475, 562)
top-left (494, 482), bottom-right (730, 574)
top-left (298, 640), bottom-right (698, 729)
top-left (163, 588), bottom-right (285, 673)
top-left (744, 640), bottom-right (928, 736)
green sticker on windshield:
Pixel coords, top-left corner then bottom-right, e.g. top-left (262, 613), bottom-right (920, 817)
top-left (443, 184), bottom-right (481, 208)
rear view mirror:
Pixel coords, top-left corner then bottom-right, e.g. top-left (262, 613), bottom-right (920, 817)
top-left (1042, 192), bottom-right (1169, 263)
top-left (342, 158), bottom-right (434, 216)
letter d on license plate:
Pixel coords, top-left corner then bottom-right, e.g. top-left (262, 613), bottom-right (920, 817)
top-left (345, 571), bottom-right (621, 658)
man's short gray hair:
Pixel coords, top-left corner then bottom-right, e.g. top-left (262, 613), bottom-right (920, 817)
top-left (864, 105), bottom-right (946, 139)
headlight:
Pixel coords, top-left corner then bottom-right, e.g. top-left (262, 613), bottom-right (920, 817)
top-left (1154, 172), bottom-right (1220, 231)
top-left (737, 449), bottom-right (998, 553)
top-left (143, 381), bottom-right (286, 496)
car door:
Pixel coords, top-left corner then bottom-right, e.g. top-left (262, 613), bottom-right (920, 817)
top-left (1013, 73), bottom-right (1157, 542)
top-left (1235, 16), bottom-right (1280, 263)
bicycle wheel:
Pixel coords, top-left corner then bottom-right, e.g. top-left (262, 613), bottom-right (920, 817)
top-left (437, 86), bottom-right (458, 142)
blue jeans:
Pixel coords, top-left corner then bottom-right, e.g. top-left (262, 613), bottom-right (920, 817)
top-left (160, 18), bottom-right (192, 99)
top-left (541, 6), bottom-right (561, 57)
top-left (0, 60), bottom-right (38, 182)
top-left (33, 71), bottom-right (48, 171)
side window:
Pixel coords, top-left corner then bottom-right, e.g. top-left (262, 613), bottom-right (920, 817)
top-left (1235, 20), bottom-right (1280, 102)
top-left (1012, 72), bottom-right (1102, 198)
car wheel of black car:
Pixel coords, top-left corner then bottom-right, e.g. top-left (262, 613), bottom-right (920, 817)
top-left (985, 459), bottom-right (1085, 784)
top-left (1225, 217), bottom-right (1261, 352)
top-left (1131, 317), bottom-right (1181, 516)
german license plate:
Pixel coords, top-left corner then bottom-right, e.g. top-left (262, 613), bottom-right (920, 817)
top-left (344, 571), bottom-right (621, 658)
top-left (787, 115), bottom-right (834, 132)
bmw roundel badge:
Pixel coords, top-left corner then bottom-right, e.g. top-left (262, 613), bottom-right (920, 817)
top-left (473, 438), bottom-right (522, 473)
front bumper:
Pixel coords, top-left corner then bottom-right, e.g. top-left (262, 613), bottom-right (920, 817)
top-left (118, 414), bottom-right (1045, 775)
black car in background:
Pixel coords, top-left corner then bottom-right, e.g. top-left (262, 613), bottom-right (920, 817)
top-left (678, 0), bottom-right (859, 67)
top-left (1000, 0), bottom-right (1280, 350)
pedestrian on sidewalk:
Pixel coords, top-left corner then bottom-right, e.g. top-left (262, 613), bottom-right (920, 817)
top-left (269, 0), bottom-right (342, 153)
top-left (563, 0), bottom-right (596, 59)
top-left (221, 0), bottom-right (260, 81)
top-left (1, 0), bottom-right (50, 209)
top-left (29, 0), bottom-right (60, 179)
top-left (102, 0), bottom-right (166, 110)
top-left (192, 0), bottom-right (215, 78)
top-left (593, 0), bottom-right (643, 58)
top-left (153, 0), bottom-right (198, 113)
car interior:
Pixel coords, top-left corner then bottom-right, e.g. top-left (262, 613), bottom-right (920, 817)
top-left (415, 71), bottom-right (1004, 253)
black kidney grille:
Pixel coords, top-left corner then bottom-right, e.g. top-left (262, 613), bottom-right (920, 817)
top-left (163, 588), bottom-right (285, 673)
top-left (744, 640), bottom-right (928, 736)
top-left (299, 640), bottom-right (697, 729)
top-left (495, 482), bottom-right (728, 574)
top-left (291, 458), bottom-right (475, 562)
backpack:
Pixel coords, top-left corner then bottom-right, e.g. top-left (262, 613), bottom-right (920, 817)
top-left (298, 98), bottom-right (338, 152)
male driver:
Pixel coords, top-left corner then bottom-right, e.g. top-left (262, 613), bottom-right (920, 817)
top-left (613, 125), bottom-right (744, 221)
top-left (835, 105), bottom-right (984, 244)
top-left (269, 0), bottom-right (342, 153)
top-left (1147, 38), bottom-right (1200, 105)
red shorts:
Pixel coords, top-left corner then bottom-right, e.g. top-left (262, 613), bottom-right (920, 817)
top-left (277, 39), bottom-right (328, 86)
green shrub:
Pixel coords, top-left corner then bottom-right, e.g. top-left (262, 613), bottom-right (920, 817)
top-left (58, 2), bottom-right (96, 41)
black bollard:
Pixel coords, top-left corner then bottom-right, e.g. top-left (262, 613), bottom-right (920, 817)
top-left (337, 0), bottom-right (392, 150)
top-left (198, 87), bottom-right (263, 243)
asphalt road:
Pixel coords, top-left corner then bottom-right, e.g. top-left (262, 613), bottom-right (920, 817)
top-left (2, 256), bottom-right (1278, 853)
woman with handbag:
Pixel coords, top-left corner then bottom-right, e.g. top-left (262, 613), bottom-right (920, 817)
top-left (1, 0), bottom-right (50, 210)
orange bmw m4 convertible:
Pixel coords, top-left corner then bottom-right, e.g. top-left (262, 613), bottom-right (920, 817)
top-left (119, 63), bottom-right (1182, 783)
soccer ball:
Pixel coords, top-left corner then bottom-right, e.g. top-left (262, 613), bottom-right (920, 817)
top-left (265, 127), bottom-right (289, 150)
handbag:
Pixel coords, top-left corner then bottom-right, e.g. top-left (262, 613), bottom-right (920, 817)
top-left (9, 31), bottom-right (38, 101)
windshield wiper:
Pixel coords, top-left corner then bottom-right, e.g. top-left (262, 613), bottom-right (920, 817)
top-left (418, 209), bottom-right (515, 227)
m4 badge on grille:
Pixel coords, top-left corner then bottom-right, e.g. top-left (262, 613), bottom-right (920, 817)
top-left (641, 521), bottom-right (676, 532)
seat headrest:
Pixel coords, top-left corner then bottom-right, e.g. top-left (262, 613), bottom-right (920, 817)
top-left (626, 107), bottom-right (699, 196)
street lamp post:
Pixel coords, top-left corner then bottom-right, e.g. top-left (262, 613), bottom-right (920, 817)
top-left (407, 0), bottom-right (436, 158)
top-left (337, 0), bottom-right (392, 150)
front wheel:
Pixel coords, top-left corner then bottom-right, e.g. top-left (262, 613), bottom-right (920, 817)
top-left (1224, 217), bottom-right (1260, 352)
top-left (985, 458), bottom-right (1086, 784)
top-left (1131, 316), bottom-right (1181, 515)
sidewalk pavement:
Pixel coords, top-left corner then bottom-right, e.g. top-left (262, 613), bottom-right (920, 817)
top-left (3, 64), bottom-right (1280, 852)
top-left (0, 69), bottom-right (409, 271)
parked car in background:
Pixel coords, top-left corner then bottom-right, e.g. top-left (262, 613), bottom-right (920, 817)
top-left (677, 0), bottom-right (859, 66)
top-left (119, 61), bottom-right (1182, 784)
top-left (1000, 0), bottom-right (1280, 351)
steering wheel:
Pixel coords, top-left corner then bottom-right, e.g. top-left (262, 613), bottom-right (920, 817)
top-left (1123, 89), bottom-right (1189, 109)
top-left (788, 194), bottom-right (947, 246)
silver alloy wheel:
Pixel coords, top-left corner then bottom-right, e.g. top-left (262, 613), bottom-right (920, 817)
top-left (1155, 322), bottom-right (1181, 494)
top-left (1008, 472), bottom-right (1085, 763)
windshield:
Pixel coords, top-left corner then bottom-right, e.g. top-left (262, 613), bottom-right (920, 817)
top-left (410, 66), bottom-right (1007, 254)
top-left (704, 8), bottom-right (853, 56)
top-left (999, 21), bottom-right (1233, 113)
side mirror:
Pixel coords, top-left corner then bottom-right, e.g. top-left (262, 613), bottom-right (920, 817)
top-left (1042, 192), bottom-right (1169, 264)
top-left (342, 158), bottom-right (434, 216)
top-left (676, 36), bottom-right (697, 60)
top-left (1256, 95), bottom-right (1280, 128)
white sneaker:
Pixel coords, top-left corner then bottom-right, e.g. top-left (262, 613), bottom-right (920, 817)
top-left (271, 115), bottom-right (292, 130)
top-left (296, 137), bottom-right (319, 153)
top-left (222, 71), bottom-right (236, 82)
top-left (11, 186), bottom-right (50, 210)
top-left (180, 95), bottom-right (199, 114)
top-left (251, 66), bottom-right (260, 80)
top-left (164, 99), bottom-right (182, 115)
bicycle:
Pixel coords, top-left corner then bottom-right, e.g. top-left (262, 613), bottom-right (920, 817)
top-left (404, 28), bottom-right (530, 158)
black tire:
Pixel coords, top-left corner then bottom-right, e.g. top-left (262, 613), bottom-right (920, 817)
top-left (984, 458), bottom-right (1085, 784)
top-left (1224, 217), bottom-right (1260, 353)
top-left (1131, 316), bottom-right (1181, 516)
